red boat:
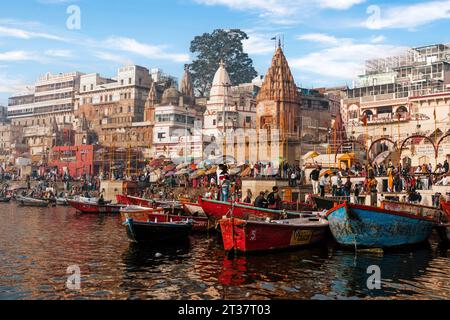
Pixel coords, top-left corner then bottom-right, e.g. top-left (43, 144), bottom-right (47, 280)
top-left (439, 200), bottom-right (450, 242)
top-left (198, 198), bottom-right (313, 223)
top-left (120, 206), bottom-right (210, 232)
top-left (67, 199), bottom-right (125, 214)
top-left (219, 217), bottom-right (329, 253)
top-left (116, 195), bottom-right (183, 213)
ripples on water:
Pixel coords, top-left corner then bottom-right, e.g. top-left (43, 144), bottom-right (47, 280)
top-left (0, 203), bottom-right (448, 300)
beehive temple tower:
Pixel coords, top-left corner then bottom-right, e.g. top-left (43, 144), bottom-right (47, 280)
top-left (256, 44), bottom-right (300, 163)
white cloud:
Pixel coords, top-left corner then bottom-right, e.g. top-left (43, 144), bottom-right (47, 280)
top-left (92, 51), bottom-right (134, 65)
top-left (317, 0), bottom-right (365, 10)
top-left (0, 25), bottom-right (63, 41)
top-left (364, 1), bottom-right (450, 30)
top-left (291, 41), bottom-right (407, 81)
top-left (45, 49), bottom-right (73, 58)
top-left (103, 37), bottom-right (190, 63)
top-left (297, 33), bottom-right (342, 45)
top-left (0, 51), bottom-right (35, 62)
top-left (195, 0), bottom-right (364, 23)
top-left (371, 35), bottom-right (385, 43)
top-left (243, 32), bottom-right (277, 55)
top-left (0, 73), bottom-right (29, 94)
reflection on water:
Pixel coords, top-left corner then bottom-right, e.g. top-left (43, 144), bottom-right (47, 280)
top-left (0, 203), bottom-right (448, 300)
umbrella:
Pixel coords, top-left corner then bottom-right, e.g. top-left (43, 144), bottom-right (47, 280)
top-left (320, 169), bottom-right (333, 178)
top-left (229, 168), bottom-right (241, 176)
top-left (214, 156), bottom-right (236, 165)
top-left (165, 171), bottom-right (175, 177)
top-left (240, 167), bottom-right (251, 177)
top-left (150, 159), bottom-right (163, 167)
top-left (205, 166), bottom-right (217, 175)
top-left (190, 169), bottom-right (206, 179)
top-left (163, 165), bottom-right (176, 172)
top-left (373, 151), bottom-right (391, 165)
top-left (176, 163), bottom-right (189, 170)
top-left (304, 151), bottom-right (320, 160)
top-left (176, 169), bottom-right (189, 175)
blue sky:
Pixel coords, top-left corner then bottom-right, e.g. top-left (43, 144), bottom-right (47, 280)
top-left (1, 0), bottom-right (450, 105)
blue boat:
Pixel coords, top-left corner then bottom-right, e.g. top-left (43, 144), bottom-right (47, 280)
top-left (326, 202), bottom-right (436, 248)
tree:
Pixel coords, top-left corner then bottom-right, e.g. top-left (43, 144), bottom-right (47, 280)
top-left (188, 29), bottom-right (258, 97)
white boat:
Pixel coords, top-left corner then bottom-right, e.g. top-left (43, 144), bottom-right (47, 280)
top-left (16, 196), bottom-right (49, 207)
top-left (56, 198), bottom-right (69, 206)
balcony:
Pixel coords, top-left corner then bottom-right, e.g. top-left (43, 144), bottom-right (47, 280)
top-left (366, 113), bottom-right (411, 124)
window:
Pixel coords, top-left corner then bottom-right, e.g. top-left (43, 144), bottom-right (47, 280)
top-left (213, 119), bottom-right (216, 126)
top-left (157, 132), bottom-right (166, 140)
top-left (245, 116), bottom-right (251, 123)
top-left (129, 78), bottom-right (132, 84)
top-left (90, 84), bottom-right (94, 90)
top-left (121, 80), bottom-right (124, 85)
top-left (83, 85), bottom-right (86, 92)
top-left (139, 78), bottom-right (142, 85)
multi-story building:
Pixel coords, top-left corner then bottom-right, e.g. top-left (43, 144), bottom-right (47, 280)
top-left (74, 65), bottom-right (163, 149)
top-left (8, 71), bottom-right (83, 127)
top-left (150, 68), bottom-right (206, 160)
top-left (0, 123), bottom-right (23, 159)
top-left (0, 105), bottom-right (7, 123)
top-left (341, 43), bottom-right (450, 166)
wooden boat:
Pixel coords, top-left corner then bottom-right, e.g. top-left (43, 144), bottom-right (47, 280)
top-left (116, 195), bottom-right (183, 213)
top-left (56, 198), bottom-right (69, 206)
top-left (312, 196), bottom-right (345, 210)
top-left (0, 197), bottom-right (11, 203)
top-left (220, 216), bottom-right (329, 253)
top-left (199, 198), bottom-right (313, 223)
top-left (67, 199), bottom-right (125, 214)
top-left (326, 202), bottom-right (436, 248)
top-left (123, 218), bottom-right (192, 243)
top-left (439, 201), bottom-right (450, 243)
top-left (16, 196), bottom-right (49, 207)
top-left (120, 206), bottom-right (210, 232)
top-left (182, 201), bottom-right (205, 216)
top-left (381, 201), bottom-right (443, 222)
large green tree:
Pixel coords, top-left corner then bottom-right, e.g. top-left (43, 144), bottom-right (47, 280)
top-left (188, 29), bottom-right (258, 97)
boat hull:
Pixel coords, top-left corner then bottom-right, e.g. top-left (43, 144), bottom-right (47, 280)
top-left (17, 196), bottom-right (49, 207)
top-left (120, 210), bottom-right (209, 232)
top-left (327, 203), bottom-right (435, 248)
top-left (199, 198), bottom-right (310, 223)
top-left (182, 202), bottom-right (205, 216)
top-left (220, 217), bottom-right (329, 253)
top-left (0, 197), bottom-right (11, 203)
top-left (116, 195), bottom-right (184, 214)
top-left (312, 196), bottom-right (344, 210)
top-left (124, 219), bottom-right (192, 243)
top-left (68, 200), bottom-right (124, 214)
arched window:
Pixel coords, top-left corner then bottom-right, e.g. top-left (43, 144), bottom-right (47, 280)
top-left (348, 104), bottom-right (359, 119)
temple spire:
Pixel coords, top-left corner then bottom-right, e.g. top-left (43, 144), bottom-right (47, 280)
top-left (146, 80), bottom-right (158, 107)
top-left (256, 46), bottom-right (299, 104)
top-left (180, 65), bottom-right (194, 98)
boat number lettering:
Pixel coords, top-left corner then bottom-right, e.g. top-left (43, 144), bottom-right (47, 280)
top-left (249, 229), bottom-right (257, 241)
top-left (290, 230), bottom-right (312, 245)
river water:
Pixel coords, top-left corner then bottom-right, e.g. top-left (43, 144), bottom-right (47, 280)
top-left (0, 203), bottom-right (448, 300)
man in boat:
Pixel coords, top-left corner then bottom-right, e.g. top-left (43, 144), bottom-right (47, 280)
top-left (254, 191), bottom-right (268, 208)
top-left (98, 194), bottom-right (106, 205)
top-left (243, 189), bottom-right (253, 204)
top-left (267, 187), bottom-right (282, 210)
